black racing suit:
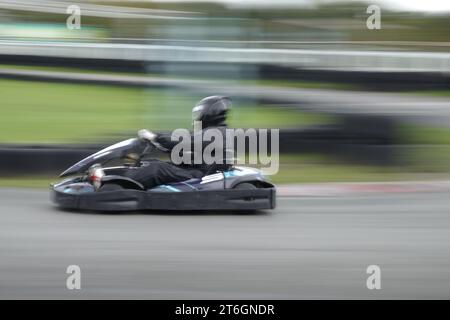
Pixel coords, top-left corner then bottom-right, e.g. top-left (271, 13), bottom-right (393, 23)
top-left (125, 124), bottom-right (231, 189)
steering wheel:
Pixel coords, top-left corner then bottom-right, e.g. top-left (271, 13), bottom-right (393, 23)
top-left (124, 138), bottom-right (157, 167)
top-left (143, 137), bottom-right (168, 153)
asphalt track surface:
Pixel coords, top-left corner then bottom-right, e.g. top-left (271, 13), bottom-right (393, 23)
top-left (0, 188), bottom-right (449, 299)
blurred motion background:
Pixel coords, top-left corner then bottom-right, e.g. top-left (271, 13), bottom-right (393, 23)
top-left (1, 0), bottom-right (450, 186)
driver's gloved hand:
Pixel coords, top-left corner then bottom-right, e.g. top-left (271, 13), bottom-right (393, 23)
top-left (138, 129), bottom-right (157, 142)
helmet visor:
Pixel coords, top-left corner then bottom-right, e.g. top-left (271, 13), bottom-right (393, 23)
top-left (192, 105), bottom-right (204, 122)
top-left (192, 105), bottom-right (204, 132)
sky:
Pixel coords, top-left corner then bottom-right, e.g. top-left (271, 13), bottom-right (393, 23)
top-left (151, 0), bottom-right (450, 12)
top-left (341, 0), bottom-right (450, 12)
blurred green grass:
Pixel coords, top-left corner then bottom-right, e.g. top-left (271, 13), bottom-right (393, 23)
top-left (0, 78), bottom-right (330, 143)
top-left (411, 90), bottom-right (450, 98)
top-left (0, 64), bottom-right (141, 75)
top-left (0, 79), bottom-right (146, 143)
top-left (247, 79), bottom-right (358, 91)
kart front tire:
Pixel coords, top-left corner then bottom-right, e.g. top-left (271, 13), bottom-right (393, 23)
top-left (233, 182), bottom-right (257, 190)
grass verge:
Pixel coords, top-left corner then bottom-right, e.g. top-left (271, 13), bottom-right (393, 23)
top-left (0, 78), bottom-right (333, 143)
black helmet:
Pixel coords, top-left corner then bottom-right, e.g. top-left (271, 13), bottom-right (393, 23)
top-left (192, 96), bottom-right (231, 128)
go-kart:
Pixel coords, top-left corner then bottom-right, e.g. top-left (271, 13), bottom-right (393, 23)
top-left (51, 137), bottom-right (276, 211)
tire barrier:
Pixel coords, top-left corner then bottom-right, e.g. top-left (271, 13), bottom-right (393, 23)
top-left (0, 120), bottom-right (397, 176)
top-left (0, 145), bottom-right (99, 176)
top-left (1, 55), bottom-right (449, 91)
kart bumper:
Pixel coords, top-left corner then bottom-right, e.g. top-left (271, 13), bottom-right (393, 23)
top-left (51, 186), bottom-right (276, 212)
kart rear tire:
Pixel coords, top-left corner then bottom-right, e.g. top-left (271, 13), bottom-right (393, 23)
top-left (233, 182), bottom-right (257, 190)
top-left (98, 183), bottom-right (124, 192)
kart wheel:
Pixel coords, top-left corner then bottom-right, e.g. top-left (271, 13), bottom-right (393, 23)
top-left (233, 182), bottom-right (257, 190)
top-left (98, 183), bottom-right (124, 192)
